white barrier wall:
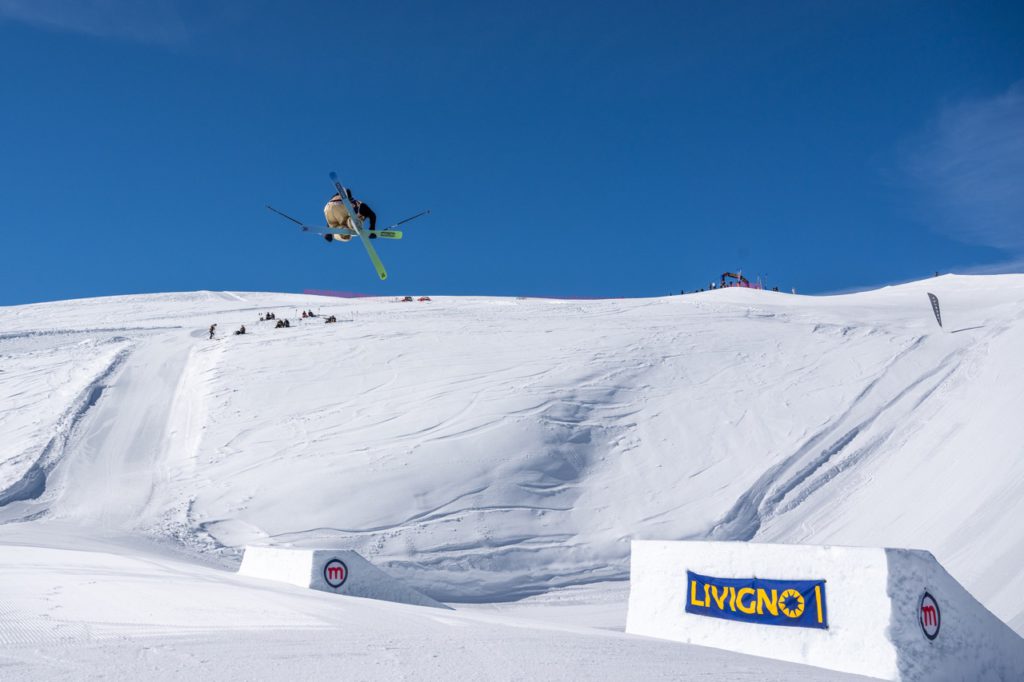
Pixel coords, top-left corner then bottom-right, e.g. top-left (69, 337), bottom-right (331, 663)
top-left (238, 547), bottom-right (450, 610)
top-left (625, 541), bottom-right (1024, 681)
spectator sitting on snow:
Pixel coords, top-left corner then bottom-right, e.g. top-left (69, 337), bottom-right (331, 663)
top-left (234, 325), bottom-right (246, 335)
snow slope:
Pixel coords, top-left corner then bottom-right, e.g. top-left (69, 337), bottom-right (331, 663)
top-left (0, 525), bottom-right (865, 680)
top-left (1, 276), bottom-right (1022, 673)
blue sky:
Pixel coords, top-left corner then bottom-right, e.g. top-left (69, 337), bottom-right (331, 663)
top-left (1, 1), bottom-right (1021, 304)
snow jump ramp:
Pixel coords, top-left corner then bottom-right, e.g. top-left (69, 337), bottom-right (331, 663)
top-left (626, 541), bottom-right (1024, 681)
top-left (238, 546), bottom-right (450, 610)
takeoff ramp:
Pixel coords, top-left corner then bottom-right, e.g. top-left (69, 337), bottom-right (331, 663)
top-left (626, 541), bottom-right (1024, 681)
top-left (239, 546), bottom-right (450, 610)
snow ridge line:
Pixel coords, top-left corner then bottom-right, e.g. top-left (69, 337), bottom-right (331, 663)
top-left (0, 326), bottom-right (181, 342)
top-left (0, 347), bottom-right (132, 511)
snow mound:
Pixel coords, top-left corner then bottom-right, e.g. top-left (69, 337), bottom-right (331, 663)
top-left (626, 540), bottom-right (1024, 680)
top-left (2, 276), bottom-right (1024, 634)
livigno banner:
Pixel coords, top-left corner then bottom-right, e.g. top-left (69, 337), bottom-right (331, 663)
top-left (685, 570), bottom-right (828, 630)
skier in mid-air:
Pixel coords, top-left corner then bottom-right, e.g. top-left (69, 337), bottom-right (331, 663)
top-left (324, 188), bottom-right (376, 241)
top-left (268, 171), bottom-right (430, 280)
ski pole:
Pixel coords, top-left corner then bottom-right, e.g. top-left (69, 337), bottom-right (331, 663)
top-left (388, 209), bottom-right (431, 229)
top-left (266, 204), bottom-right (305, 226)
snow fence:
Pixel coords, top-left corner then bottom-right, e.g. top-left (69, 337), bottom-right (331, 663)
top-left (238, 547), bottom-right (450, 610)
top-left (626, 541), bottom-right (1024, 681)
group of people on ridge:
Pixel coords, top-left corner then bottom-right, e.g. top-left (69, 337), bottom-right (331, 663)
top-left (209, 306), bottom-right (344, 340)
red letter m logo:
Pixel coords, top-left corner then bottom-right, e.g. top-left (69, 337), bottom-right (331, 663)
top-left (919, 592), bottom-right (941, 640)
top-left (323, 558), bottom-right (348, 588)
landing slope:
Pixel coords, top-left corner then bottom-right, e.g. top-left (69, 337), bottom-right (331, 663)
top-left (1, 277), bottom-right (1021, 631)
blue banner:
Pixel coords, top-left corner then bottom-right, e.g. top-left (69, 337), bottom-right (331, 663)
top-left (685, 571), bottom-right (828, 630)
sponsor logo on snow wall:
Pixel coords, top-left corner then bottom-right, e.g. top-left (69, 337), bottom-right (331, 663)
top-left (919, 591), bottom-right (940, 640)
top-left (685, 570), bottom-right (828, 629)
top-left (323, 558), bottom-right (348, 588)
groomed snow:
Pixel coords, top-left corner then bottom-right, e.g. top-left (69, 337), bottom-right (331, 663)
top-left (1, 276), bottom-right (1022, 677)
top-left (0, 525), bottom-right (869, 680)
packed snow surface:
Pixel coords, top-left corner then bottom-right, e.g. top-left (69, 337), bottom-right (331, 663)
top-left (1, 275), bottom-right (1022, 678)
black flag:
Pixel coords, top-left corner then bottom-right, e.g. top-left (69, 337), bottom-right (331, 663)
top-left (927, 292), bottom-right (942, 328)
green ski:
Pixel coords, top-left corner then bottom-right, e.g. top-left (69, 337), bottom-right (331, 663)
top-left (329, 172), bottom-right (387, 280)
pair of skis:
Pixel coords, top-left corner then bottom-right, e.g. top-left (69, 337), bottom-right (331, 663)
top-left (328, 172), bottom-right (387, 280)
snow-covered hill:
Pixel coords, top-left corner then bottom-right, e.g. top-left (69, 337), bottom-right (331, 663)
top-left (1, 276), bottom-right (1022, 672)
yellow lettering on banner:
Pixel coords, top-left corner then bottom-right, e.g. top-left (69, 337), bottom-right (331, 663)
top-left (757, 588), bottom-right (779, 616)
top-left (710, 585), bottom-right (728, 611)
top-left (736, 587), bottom-right (756, 614)
top-left (815, 585), bottom-right (823, 624)
top-left (690, 580), bottom-right (707, 607)
top-left (728, 586), bottom-right (737, 611)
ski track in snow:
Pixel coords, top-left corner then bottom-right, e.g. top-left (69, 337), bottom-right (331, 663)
top-left (705, 334), bottom-right (964, 541)
top-left (1, 277), bottom-right (1023, 630)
